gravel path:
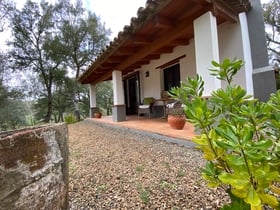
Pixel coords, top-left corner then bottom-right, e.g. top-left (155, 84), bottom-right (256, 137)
top-left (68, 120), bottom-right (229, 209)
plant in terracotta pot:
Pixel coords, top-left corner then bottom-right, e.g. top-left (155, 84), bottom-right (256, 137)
top-left (94, 108), bottom-right (102, 118)
top-left (167, 106), bottom-right (186, 130)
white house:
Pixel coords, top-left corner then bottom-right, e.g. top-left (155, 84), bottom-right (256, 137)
top-left (79, 0), bottom-right (276, 122)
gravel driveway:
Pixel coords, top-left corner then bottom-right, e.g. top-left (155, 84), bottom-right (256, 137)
top-left (68, 120), bottom-right (229, 209)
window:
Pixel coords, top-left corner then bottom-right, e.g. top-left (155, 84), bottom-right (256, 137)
top-left (163, 63), bottom-right (180, 91)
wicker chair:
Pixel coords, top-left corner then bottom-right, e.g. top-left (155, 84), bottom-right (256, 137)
top-left (138, 97), bottom-right (155, 118)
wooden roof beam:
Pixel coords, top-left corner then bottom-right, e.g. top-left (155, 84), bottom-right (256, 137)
top-left (131, 35), bottom-right (151, 44)
top-left (116, 47), bottom-right (136, 55)
top-left (106, 56), bottom-right (124, 63)
top-left (115, 17), bottom-right (194, 70)
top-left (100, 63), bottom-right (116, 68)
top-left (155, 47), bottom-right (174, 54)
top-left (145, 54), bottom-right (160, 60)
top-left (154, 15), bottom-right (173, 29)
top-left (212, 0), bottom-right (239, 23)
top-left (171, 38), bottom-right (190, 45)
top-left (190, 0), bottom-right (209, 5)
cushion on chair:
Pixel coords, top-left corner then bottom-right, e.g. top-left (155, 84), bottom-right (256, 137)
top-left (139, 105), bottom-right (150, 109)
top-left (143, 97), bottom-right (154, 105)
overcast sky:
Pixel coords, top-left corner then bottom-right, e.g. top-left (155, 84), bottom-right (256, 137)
top-left (0, 0), bottom-right (271, 48)
top-left (84, 0), bottom-right (147, 39)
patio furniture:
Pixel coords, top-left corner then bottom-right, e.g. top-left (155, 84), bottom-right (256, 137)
top-left (166, 100), bottom-right (183, 115)
top-left (138, 97), bottom-right (155, 118)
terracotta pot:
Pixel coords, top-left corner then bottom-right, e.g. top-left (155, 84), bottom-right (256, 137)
top-left (167, 114), bottom-right (186, 130)
top-left (94, 112), bottom-right (102, 118)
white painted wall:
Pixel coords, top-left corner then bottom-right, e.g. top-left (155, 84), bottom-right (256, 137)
top-left (112, 70), bottom-right (125, 105)
top-left (89, 84), bottom-right (96, 107)
top-left (218, 21), bottom-right (247, 89)
top-left (194, 11), bottom-right (221, 96)
top-left (134, 14), bottom-right (249, 101)
top-left (136, 41), bottom-right (197, 101)
top-left (180, 39), bottom-right (197, 80)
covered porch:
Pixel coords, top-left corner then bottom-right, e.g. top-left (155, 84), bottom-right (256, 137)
top-left (79, 0), bottom-right (274, 122)
top-left (88, 115), bottom-right (195, 142)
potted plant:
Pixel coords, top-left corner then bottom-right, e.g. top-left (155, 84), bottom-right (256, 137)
top-left (94, 108), bottom-right (102, 118)
top-left (167, 107), bottom-right (186, 129)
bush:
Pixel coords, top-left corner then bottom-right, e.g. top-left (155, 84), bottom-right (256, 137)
top-left (64, 114), bottom-right (78, 124)
top-left (170, 58), bottom-right (280, 209)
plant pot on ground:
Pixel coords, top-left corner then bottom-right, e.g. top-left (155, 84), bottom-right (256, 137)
top-left (94, 109), bottom-right (102, 118)
top-left (167, 107), bottom-right (186, 130)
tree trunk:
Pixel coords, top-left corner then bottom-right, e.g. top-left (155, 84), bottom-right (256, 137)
top-left (73, 80), bottom-right (81, 121)
top-left (44, 87), bottom-right (53, 123)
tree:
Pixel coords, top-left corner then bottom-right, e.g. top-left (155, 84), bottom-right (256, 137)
top-left (0, 52), bottom-right (29, 131)
top-left (8, 0), bottom-right (66, 122)
top-left (7, 0), bottom-right (110, 123)
top-left (0, 0), bottom-right (15, 32)
top-left (55, 0), bottom-right (110, 120)
top-left (96, 81), bottom-right (113, 116)
top-left (51, 77), bottom-right (89, 122)
top-left (263, 0), bottom-right (280, 89)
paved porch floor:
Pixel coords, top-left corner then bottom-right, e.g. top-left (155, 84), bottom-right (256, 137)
top-left (88, 115), bottom-right (195, 141)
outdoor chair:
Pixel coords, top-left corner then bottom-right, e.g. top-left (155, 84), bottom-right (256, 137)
top-left (138, 97), bottom-right (155, 118)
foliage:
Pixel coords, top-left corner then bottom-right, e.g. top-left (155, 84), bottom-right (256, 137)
top-left (55, 0), bottom-right (110, 120)
top-left (8, 0), bottom-right (65, 122)
top-left (0, 52), bottom-right (30, 131)
top-left (263, 0), bottom-right (280, 69)
top-left (167, 107), bottom-right (185, 116)
top-left (6, 0), bottom-right (110, 123)
top-left (136, 182), bottom-right (150, 204)
top-left (96, 81), bottom-right (113, 116)
top-left (64, 114), bottom-right (78, 124)
top-left (170, 58), bottom-right (280, 209)
top-left (0, 93), bottom-right (29, 131)
top-left (0, 0), bottom-right (14, 32)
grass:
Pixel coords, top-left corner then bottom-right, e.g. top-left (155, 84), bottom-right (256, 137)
top-left (140, 190), bottom-right (150, 204)
top-left (69, 162), bottom-right (78, 175)
top-left (162, 161), bottom-right (170, 169)
top-left (136, 165), bottom-right (145, 172)
top-left (160, 180), bottom-right (177, 190)
top-left (96, 184), bottom-right (107, 192)
top-left (177, 168), bottom-right (186, 177)
top-left (136, 182), bottom-right (151, 204)
top-left (72, 149), bottom-right (81, 158)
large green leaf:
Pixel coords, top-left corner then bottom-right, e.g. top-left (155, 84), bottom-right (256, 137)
top-left (215, 127), bottom-right (239, 144)
top-left (216, 140), bottom-right (235, 150)
top-left (251, 140), bottom-right (273, 149)
top-left (259, 193), bottom-right (280, 209)
top-left (218, 173), bottom-right (250, 189)
top-left (244, 185), bottom-right (261, 206)
top-left (244, 150), bottom-right (267, 162)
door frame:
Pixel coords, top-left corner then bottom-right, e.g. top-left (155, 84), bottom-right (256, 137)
top-left (123, 72), bottom-right (141, 115)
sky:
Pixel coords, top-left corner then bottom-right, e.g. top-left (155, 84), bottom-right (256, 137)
top-left (0, 0), bottom-right (271, 48)
top-left (0, 0), bottom-right (147, 48)
top-left (95, 0), bottom-right (269, 38)
top-left (84, 0), bottom-right (147, 39)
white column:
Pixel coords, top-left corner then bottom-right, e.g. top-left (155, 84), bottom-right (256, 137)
top-left (89, 84), bottom-right (97, 108)
top-left (239, 12), bottom-right (254, 97)
top-left (112, 70), bottom-right (125, 105)
top-left (194, 11), bottom-right (221, 96)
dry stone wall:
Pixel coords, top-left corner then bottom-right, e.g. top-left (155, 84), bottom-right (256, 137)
top-left (0, 123), bottom-right (68, 210)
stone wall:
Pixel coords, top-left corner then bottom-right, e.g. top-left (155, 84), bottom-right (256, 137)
top-left (0, 123), bottom-right (68, 210)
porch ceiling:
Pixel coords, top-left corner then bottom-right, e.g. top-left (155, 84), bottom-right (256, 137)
top-left (79, 0), bottom-right (251, 85)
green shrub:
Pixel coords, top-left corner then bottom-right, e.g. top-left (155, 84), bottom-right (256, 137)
top-left (170, 58), bottom-right (280, 210)
top-left (64, 114), bottom-right (78, 124)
